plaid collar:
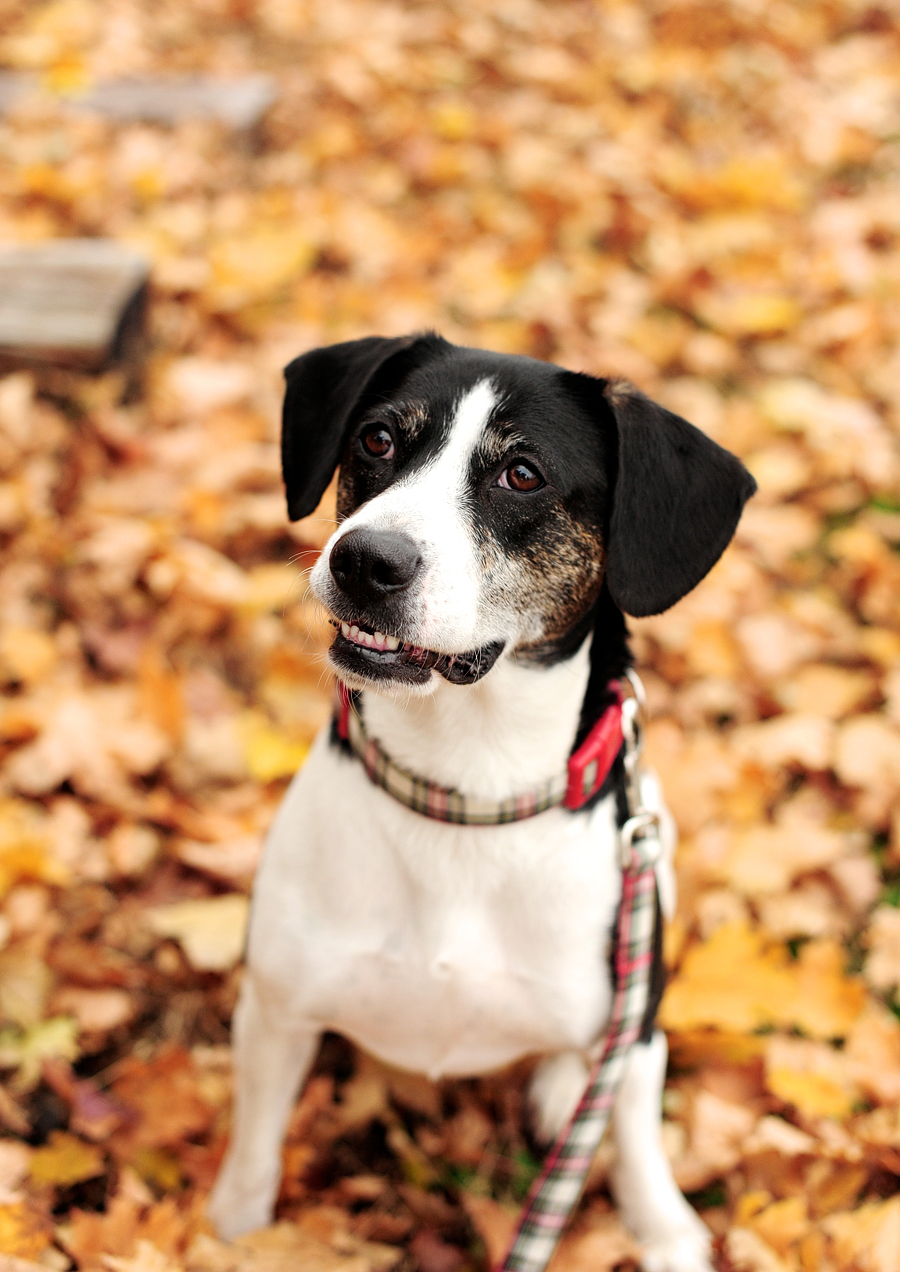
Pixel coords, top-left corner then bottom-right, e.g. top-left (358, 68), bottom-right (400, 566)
top-left (334, 681), bottom-right (623, 825)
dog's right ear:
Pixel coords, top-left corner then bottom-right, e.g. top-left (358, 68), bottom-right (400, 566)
top-left (282, 335), bottom-right (439, 521)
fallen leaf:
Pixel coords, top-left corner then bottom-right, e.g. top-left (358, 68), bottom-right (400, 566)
top-left (823, 1196), bottom-right (900, 1272)
top-left (724, 1225), bottom-right (791, 1272)
top-left (49, 986), bottom-right (135, 1033)
top-left (112, 1047), bottom-right (215, 1150)
top-left (459, 1194), bottom-right (517, 1270)
top-left (748, 1196), bottom-right (808, 1258)
top-left (28, 1130), bottom-right (104, 1187)
top-left (765, 1037), bottom-right (858, 1120)
top-left (0, 1203), bottom-right (51, 1260)
top-left (145, 896), bottom-right (249, 971)
top-left (675, 1091), bottom-right (757, 1192)
top-left (0, 627), bottom-right (56, 685)
top-left (236, 710), bottom-right (309, 782)
top-left (660, 924), bottom-right (797, 1034)
top-left (863, 905), bottom-right (900, 993)
top-left (835, 716), bottom-right (900, 794)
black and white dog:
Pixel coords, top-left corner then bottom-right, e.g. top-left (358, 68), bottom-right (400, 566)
top-left (208, 335), bottom-right (755, 1272)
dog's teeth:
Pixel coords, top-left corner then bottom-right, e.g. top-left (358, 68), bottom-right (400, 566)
top-left (350, 625), bottom-right (359, 639)
top-left (374, 631), bottom-right (385, 644)
top-left (386, 635), bottom-right (399, 651)
top-left (341, 623), bottom-right (350, 637)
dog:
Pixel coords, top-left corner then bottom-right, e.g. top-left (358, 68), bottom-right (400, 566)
top-left (208, 334), bottom-right (756, 1272)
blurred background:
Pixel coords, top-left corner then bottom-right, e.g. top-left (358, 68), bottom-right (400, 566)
top-left (0, 2), bottom-right (899, 1270)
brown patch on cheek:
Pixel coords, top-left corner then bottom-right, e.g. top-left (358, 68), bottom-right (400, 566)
top-left (480, 510), bottom-right (606, 656)
top-left (335, 470), bottom-right (356, 522)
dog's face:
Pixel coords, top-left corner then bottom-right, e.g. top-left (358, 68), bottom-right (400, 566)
top-left (285, 335), bottom-right (756, 696)
top-left (311, 354), bottom-right (611, 692)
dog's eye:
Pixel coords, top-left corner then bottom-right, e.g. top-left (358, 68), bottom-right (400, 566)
top-left (498, 461), bottom-right (544, 492)
top-left (361, 427), bottom-right (394, 459)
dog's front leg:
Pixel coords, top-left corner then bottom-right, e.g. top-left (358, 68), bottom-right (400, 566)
top-left (610, 1031), bottom-right (712, 1272)
top-left (208, 974), bottom-right (320, 1240)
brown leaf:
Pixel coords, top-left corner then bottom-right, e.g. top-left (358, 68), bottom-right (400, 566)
top-left (111, 1048), bottom-right (215, 1150)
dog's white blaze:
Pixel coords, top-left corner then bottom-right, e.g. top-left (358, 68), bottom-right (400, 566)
top-left (314, 378), bottom-right (502, 656)
top-left (440, 377), bottom-right (499, 478)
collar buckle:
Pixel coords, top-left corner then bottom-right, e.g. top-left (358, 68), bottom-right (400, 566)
top-left (563, 685), bottom-right (624, 811)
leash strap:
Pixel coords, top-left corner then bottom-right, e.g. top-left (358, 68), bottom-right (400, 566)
top-left (499, 673), bottom-right (661, 1272)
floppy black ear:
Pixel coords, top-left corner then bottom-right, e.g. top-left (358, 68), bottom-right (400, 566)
top-left (282, 334), bottom-right (435, 521)
top-left (561, 372), bottom-right (755, 617)
top-left (602, 383), bottom-right (756, 616)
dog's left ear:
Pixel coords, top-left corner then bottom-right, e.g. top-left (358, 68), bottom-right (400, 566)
top-left (563, 374), bottom-right (757, 617)
top-left (282, 334), bottom-right (444, 521)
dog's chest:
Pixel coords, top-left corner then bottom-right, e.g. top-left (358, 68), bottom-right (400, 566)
top-left (250, 734), bottom-right (622, 1079)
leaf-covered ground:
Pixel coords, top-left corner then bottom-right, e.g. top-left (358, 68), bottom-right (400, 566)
top-left (1, 2), bottom-right (899, 1270)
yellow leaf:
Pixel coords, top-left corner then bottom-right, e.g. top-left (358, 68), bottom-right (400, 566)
top-left (0, 943), bottom-right (52, 1029)
top-left (131, 1148), bottom-right (183, 1193)
top-left (432, 103), bottom-right (476, 141)
top-left (774, 665), bottom-right (874, 720)
top-left (0, 1016), bottom-right (80, 1092)
top-left (208, 229), bottom-right (315, 310)
top-left (0, 1202), bottom-right (51, 1259)
top-left (0, 627), bottom-right (56, 685)
top-left (749, 1196), bottom-right (808, 1257)
top-left (0, 843), bottom-right (70, 900)
top-left (238, 710), bottom-right (309, 782)
top-left (42, 54), bottom-right (89, 96)
top-left (29, 1131), bottom-right (104, 1187)
top-left (241, 564), bottom-right (299, 614)
top-left (765, 1035), bottom-right (858, 1119)
top-left (767, 1068), bottom-right (853, 1119)
top-left (662, 156), bottom-right (806, 213)
top-left (667, 1029), bottom-right (767, 1069)
top-left (660, 923), bottom-right (797, 1034)
top-left (791, 939), bottom-right (865, 1040)
top-left (704, 293), bottom-right (802, 337)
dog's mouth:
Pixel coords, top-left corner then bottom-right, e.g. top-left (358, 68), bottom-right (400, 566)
top-left (329, 617), bottom-right (504, 686)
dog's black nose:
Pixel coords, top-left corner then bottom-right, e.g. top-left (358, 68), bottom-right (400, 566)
top-left (330, 529), bottom-right (422, 604)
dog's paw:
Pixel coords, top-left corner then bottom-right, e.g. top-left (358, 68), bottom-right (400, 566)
top-left (207, 1176), bottom-right (274, 1241)
top-left (639, 1228), bottom-right (713, 1272)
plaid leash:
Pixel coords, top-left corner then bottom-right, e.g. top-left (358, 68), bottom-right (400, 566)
top-left (498, 672), bottom-right (660, 1272)
top-left (498, 824), bottom-right (659, 1272)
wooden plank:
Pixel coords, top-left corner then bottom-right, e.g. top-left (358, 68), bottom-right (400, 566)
top-left (77, 75), bottom-right (277, 128)
top-left (0, 72), bottom-right (276, 129)
top-left (0, 240), bottom-right (149, 370)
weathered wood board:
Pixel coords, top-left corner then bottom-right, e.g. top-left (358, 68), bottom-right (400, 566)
top-left (0, 72), bottom-right (276, 129)
top-left (0, 240), bottom-right (149, 370)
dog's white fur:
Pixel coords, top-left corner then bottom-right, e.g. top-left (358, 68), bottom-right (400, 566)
top-left (209, 384), bottom-right (712, 1272)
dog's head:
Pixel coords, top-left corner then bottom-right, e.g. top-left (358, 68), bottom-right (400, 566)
top-left (284, 334), bottom-right (755, 695)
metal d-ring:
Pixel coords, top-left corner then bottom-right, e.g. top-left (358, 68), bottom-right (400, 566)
top-left (619, 809), bottom-right (662, 869)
